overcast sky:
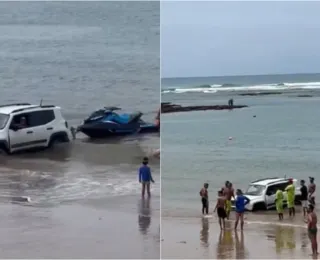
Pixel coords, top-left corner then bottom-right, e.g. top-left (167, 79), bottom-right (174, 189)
top-left (161, 1), bottom-right (320, 78)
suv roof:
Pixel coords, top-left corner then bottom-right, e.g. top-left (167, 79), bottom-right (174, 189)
top-left (251, 177), bottom-right (296, 186)
top-left (0, 103), bottom-right (58, 115)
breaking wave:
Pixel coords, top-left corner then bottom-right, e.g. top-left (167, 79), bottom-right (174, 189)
top-left (161, 81), bottom-right (320, 94)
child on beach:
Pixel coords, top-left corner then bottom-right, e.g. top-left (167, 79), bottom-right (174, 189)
top-left (275, 188), bottom-right (284, 220)
top-left (138, 157), bottom-right (155, 198)
top-left (305, 204), bottom-right (318, 256)
top-left (199, 183), bottom-right (209, 215)
top-left (234, 189), bottom-right (249, 230)
top-left (213, 190), bottom-right (227, 230)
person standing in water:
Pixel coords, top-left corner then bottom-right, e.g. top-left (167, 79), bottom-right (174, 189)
top-left (300, 180), bottom-right (309, 217)
top-left (309, 177), bottom-right (316, 205)
top-left (285, 178), bottom-right (295, 217)
top-left (199, 183), bottom-right (209, 215)
top-left (213, 190), bottom-right (227, 230)
top-left (275, 188), bottom-right (284, 220)
top-left (234, 189), bottom-right (249, 230)
top-left (305, 204), bottom-right (318, 256)
top-left (138, 157), bottom-right (155, 198)
top-left (223, 181), bottom-right (235, 220)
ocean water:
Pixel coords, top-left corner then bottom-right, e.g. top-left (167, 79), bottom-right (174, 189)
top-left (0, 2), bottom-right (160, 258)
top-left (161, 73), bottom-right (320, 217)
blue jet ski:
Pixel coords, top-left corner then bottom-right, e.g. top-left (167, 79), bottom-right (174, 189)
top-left (78, 106), bottom-right (159, 138)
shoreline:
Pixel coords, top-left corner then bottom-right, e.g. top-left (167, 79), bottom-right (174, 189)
top-left (161, 211), bottom-right (314, 259)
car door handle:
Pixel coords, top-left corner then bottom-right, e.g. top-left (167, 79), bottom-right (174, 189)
top-left (47, 127), bottom-right (53, 130)
top-left (27, 131), bottom-right (33, 134)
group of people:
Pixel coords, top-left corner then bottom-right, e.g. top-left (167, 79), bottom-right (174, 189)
top-left (275, 177), bottom-right (316, 220)
top-left (200, 181), bottom-right (249, 230)
top-left (199, 177), bottom-right (319, 256)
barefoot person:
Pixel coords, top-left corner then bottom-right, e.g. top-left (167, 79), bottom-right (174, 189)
top-left (285, 178), bottom-right (295, 217)
top-left (199, 183), bottom-right (209, 215)
top-left (300, 180), bottom-right (309, 217)
top-left (138, 157), bottom-right (155, 198)
top-left (234, 189), bottom-right (249, 230)
top-left (223, 181), bottom-right (235, 219)
top-left (275, 188), bottom-right (284, 220)
top-left (305, 204), bottom-right (318, 256)
top-left (309, 177), bottom-right (316, 205)
top-left (214, 190), bottom-right (227, 230)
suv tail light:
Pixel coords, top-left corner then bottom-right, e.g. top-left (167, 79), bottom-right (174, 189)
top-left (65, 121), bottom-right (69, 128)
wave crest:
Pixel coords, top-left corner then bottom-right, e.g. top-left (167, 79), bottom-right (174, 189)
top-left (161, 81), bottom-right (320, 94)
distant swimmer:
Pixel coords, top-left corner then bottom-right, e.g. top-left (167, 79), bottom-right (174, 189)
top-left (285, 178), bottom-right (295, 217)
top-left (305, 204), bottom-right (318, 256)
top-left (309, 177), bottom-right (316, 205)
top-left (223, 181), bottom-right (235, 220)
top-left (300, 179), bottom-right (309, 217)
top-left (138, 157), bottom-right (155, 198)
top-left (213, 190), bottom-right (227, 230)
top-left (199, 183), bottom-right (209, 215)
top-left (275, 188), bottom-right (284, 220)
top-left (234, 189), bottom-right (249, 230)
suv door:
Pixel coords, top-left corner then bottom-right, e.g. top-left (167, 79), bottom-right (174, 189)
top-left (27, 110), bottom-right (55, 147)
top-left (265, 183), bottom-right (283, 208)
top-left (8, 112), bottom-right (39, 152)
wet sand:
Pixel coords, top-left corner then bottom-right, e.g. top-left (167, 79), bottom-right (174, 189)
top-left (0, 199), bottom-right (159, 258)
top-left (0, 138), bottom-right (160, 258)
top-left (162, 209), bottom-right (315, 259)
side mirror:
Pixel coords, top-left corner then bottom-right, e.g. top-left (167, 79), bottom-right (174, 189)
top-left (266, 191), bottom-right (272, 196)
top-left (10, 124), bottom-right (20, 131)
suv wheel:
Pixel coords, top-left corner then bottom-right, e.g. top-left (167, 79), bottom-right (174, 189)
top-left (0, 144), bottom-right (9, 155)
top-left (252, 202), bottom-right (267, 211)
top-left (48, 133), bottom-right (68, 148)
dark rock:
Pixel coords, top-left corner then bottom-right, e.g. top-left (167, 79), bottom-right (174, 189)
top-left (238, 92), bottom-right (283, 96)
top-left (296, 94), bottom-right (313, 97)
top-left (161, 102), bottom-right (248, 114)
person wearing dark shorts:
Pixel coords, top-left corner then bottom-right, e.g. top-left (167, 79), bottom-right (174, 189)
top-left (305, 204), bottom-right (318, 256)
top-left (200, 183), bottom-right (209, 215)
top-left (234, 189), bottom-right (249, 230)
top-left (214, 190), bottom-right (227, 229)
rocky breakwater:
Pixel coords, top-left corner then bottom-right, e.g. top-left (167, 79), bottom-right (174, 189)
top-left (161, 102), bottom-right (248, 114)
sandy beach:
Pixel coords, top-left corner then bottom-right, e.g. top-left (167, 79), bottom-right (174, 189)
top-left (162, 209), bottom-right (316, 259)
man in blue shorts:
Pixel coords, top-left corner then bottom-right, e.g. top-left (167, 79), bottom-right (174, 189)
top-left (234, 189), bottom-right (249, 230)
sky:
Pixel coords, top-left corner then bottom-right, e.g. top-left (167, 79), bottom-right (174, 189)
top-left (161, 1), bottom-right (320, 78)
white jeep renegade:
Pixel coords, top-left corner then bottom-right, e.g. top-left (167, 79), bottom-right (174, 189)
top-left (0, 103), bottom-right (72, 154)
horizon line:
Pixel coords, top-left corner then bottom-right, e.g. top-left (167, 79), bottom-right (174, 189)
top-left (161, 72), bottom-right (320, 80)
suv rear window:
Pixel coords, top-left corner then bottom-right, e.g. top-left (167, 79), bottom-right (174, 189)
top-left (28, 110), bottom-right (55, 127)
top-left (0, 113), bottom-right (9, 129)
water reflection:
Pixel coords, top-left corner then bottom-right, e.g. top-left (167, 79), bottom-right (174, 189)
top-left (216, 222), bottom-right (234, 259)
top-left (200, 217), bottom-right (209, 247)
top-left (138, 198), bottom-right (151, 235)
top-left (271, 225), bottom-right (296, 254)
top-left (235, 231), bottom-right (247, 259)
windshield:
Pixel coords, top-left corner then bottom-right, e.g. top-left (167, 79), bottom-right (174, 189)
top-left (245, 184), bottom-right (266, 196)
top-left (0, 113), bottom-right (9, 129)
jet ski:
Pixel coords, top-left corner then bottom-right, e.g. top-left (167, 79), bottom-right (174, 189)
top-left (78, 106), bottom-right (159, 138)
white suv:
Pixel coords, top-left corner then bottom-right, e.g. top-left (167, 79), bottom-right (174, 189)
top-left (231, 177), bottom-right (302, 211)
top-left (0, 103), bottom-right (72, 154)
